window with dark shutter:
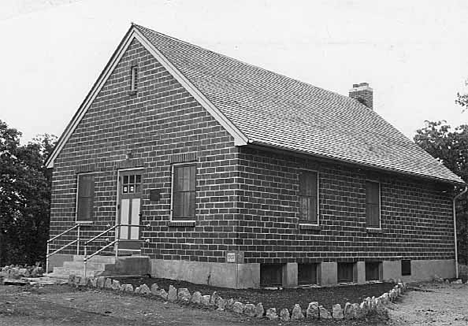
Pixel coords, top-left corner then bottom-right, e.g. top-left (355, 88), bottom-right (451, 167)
top-left (77, 174), bottom-right (95, 222)
top-left (299, 171), bottom-right (318, 224)
top-left (172, 164), bottom-right (196, 220)
top-left (366, 181), bottom-right (380, 228)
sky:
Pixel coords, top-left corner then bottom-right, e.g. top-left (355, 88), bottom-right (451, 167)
top-left (1, 0), bottom-right (468, 143)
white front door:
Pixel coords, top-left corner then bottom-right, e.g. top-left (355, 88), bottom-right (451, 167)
top-left (118, 170), bottom-right (142, 251)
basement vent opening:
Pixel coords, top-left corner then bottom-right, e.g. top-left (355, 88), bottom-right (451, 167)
top-left (337, 262), bottom-right (355, 283)
top-left (365, 261), bottom-right (382, 281)
top-left (401, 260), bottom-right (412, 276)
top-left (298, 263), bottom-right (318, 285)
top-left (260, 263), bottom-right (283, 287)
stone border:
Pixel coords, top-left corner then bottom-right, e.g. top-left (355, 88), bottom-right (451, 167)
top-left (68, 274), bottom-right (409, 322)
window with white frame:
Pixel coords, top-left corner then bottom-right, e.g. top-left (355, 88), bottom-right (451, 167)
top-left (299, 171), bottom-right (319, 224)
top-left (366, 181), bottom-right (380, 228)
top-left (172, 164), bottom-right (196, 220)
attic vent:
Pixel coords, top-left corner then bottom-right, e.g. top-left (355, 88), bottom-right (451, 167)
top-left (130, 64), bottom-right (138, 94)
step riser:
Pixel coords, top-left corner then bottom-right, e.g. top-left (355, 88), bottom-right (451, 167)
top-left (63, 262), bottom-right (107, 270)
top-left (73, 255), bottom-right (116, 264)
top-left (51, 268), bottom-right (101, 277)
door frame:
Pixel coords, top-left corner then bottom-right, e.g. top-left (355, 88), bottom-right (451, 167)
top-left (116, 167), bottom-right (144, 253)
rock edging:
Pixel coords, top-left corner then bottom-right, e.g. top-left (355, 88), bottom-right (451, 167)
top-left (68, 274), bottom-right (411, 321)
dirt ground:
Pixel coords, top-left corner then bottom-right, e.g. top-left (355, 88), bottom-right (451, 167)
top-left (1, 282), bottom-right (467, 326)
top-left (0, 284), bottom-right (386, 326)
top-left (388, 282), bottom-right (468, 326)
top-left (0, 285), bottom-right (264, 326)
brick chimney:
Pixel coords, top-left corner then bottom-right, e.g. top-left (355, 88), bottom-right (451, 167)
top-left (349, 82), bottom-right (373, 109)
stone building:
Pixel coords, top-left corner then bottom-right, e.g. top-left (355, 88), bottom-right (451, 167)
top-left (46, 24), bottom-right (465, 288)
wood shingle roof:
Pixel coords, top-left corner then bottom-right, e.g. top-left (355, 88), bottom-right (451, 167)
top-left (135, 24), bottom-right (463, 185)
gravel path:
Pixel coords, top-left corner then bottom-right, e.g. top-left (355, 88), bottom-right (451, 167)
top-left (388, 282), bottom-right (468, 326)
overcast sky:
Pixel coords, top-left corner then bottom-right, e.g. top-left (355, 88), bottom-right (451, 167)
top-left (1, 0), bottom-right (468, 142)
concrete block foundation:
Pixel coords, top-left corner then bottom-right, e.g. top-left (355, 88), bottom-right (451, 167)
top-left (50, 254), bottom-right (456, 288)
top-left (319, 262), bottom-right (337, 286)
top-left (150, 259), bottom-right (260, 289)
top-left (356, 261), bottom-right (366, 284)
top-left (151, 258), bottom-right (456, 288)
top-left (283, 263), bottom-right (298, 288)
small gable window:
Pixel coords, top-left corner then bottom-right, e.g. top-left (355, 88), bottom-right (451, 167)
top-left (130, 65), bottom-right (138, 94)
top-left (299, 170), bottom-right (319, 224)
top-left (172, 164), bottom-right (196, 220)
top-left (366, 181), bottom-right (380, 228)
top-left (76, 174), bottom-right (95, 222)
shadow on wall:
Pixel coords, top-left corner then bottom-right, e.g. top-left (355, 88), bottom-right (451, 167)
top-left (458, 264), bottom-right (468, 283)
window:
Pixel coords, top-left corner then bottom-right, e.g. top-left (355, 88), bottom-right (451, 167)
top-left (298, 263), bottom-right (318, 285)
top-left (366, 181), bottom-right (380, 228)
top-left (365, 261), bottom-right (382, 281)
top-left (172, 164), bottom-right (196, 220)
top-left (77, 174), bottom-right (95, 222)
top-left (130, 65), bottom-right (138, 93)
top-left (401, 260), bottom-right (411, 276)
top-left (122, 174), bottom-right (142, 194)
top-left (299, 171), bottom-right (318, 224)
top-left (337, 262), bottom-right (355, 283)
top-left (260, 264), bottom-right (283, 287)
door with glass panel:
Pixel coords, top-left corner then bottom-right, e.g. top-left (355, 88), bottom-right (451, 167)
top-left (117, 170), bottom-right (142, 252)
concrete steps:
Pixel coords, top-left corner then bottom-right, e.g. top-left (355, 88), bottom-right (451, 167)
top-left (48, 255), bottom-right (116, 278)
top-left (47, 255), bottom-right (150, 279)
top-left (72, 255), bottom-right (116, 264)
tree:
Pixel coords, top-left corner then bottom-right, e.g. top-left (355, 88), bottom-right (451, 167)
top-left (414, 121), bottom-right (468, 264)
top-left (456, 92), bottom-right (468, 111)
top-left (0, 119), bottom-right (57, 265)
top-left (456, 79), bottom-right (468, 111)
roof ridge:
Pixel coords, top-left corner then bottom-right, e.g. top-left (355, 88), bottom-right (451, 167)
top-left (133, 23), bottom-right (358, 106)
top-left (132, 23), bottom-right (464, 185)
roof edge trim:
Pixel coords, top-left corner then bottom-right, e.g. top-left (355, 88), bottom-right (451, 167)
top-left (46, 25), bottom-right (249, 168)
top-left (248, 141), bottom-right (466, 186)
top-left (45, 26), bottom-right (138, 168)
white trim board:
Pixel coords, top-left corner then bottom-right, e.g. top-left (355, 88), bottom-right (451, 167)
top-left (46, 25), bottom-right (248, 168)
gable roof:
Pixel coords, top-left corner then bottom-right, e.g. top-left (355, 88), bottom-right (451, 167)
top-left (46, 23), bottom-right (464, 185)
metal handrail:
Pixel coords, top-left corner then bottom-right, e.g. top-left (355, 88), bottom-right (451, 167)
top-left (46, 224), bottom-right (82, 273)
top-left (83, 223), bottom-right (150, 277)
top-left (48, 224), bottom-right (79, 244)
top-left (47, 240), bottom-right (78, 257)
top-left (84, 224), bottom-right (118, 246)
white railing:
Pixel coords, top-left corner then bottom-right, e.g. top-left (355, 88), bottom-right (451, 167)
top-left (46, 224), bottom-right (83, 273)
top-left (83, 223), bottom-right (150, 277)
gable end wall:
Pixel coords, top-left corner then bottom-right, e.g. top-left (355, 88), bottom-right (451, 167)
top-left (49, 38), bottom-right (240, 262)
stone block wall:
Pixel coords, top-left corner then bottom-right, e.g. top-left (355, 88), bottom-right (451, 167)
top-left (50, 38), bottom-right (240, 262)
top-left (236, 147), bottom-right (454, 264)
